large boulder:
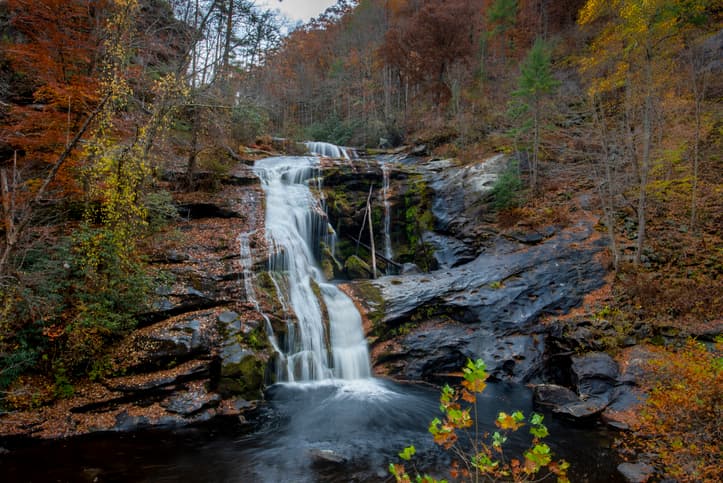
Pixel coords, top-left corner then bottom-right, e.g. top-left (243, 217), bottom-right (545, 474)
top-left (217, 343), bottom-right (266, 399)
top-left (160, 381), bottom-right (221, 416)
top-left (358, 223), bottom-right (607, 383)
top-left (552, 397), bottom-right (609, 419)
top-left (345, 255), bottom-right (374, 279)
top-left (533, 384), bottom-right (580, 408)
top-left (617, 462), bottom-right (655, 483)
top-left (571, 352), bottom-right (619, 401)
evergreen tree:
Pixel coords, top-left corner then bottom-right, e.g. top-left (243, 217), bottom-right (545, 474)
top-left (509, 38), bottom-right (559, 192)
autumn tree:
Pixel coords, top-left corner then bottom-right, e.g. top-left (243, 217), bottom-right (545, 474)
top-left (0, 0), bottom-right (111, 273)
top-left (578, 0), bottom-right (716, 265)
top-left (174, 0), bottom-right (280, 187)
top-left (0, 0), bottom-right (188, 393)
top-left (382, 0), bottom-right (480, 116)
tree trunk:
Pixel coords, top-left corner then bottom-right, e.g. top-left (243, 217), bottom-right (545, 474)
top-left (531, 96), bottom-right (540, 192)
top-left (1, 167), bottom-right (15, 249)
top-left (691, 85), bottom-right (701, 233)
top-left (593, 100), bottom-right (619, 271)
top-left (223, 0), bottom-right (234, 75)
top-left (635, 52), bottom-right (653, 266)
top-left (688, 44), bottom-right (707, 235)
top-left (186, 106), bottom-right (200, 189)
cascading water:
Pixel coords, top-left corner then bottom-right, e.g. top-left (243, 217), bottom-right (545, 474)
top-left (305, 141), bottom-right (355, 160)
top-left (381, 163), bottom-right (394, 262)
top-left (253, 155), bottom-right (370, 382)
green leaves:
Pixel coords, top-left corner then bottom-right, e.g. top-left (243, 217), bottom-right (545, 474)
top-left (390, 359), bottom-right (570, 483)
top-left (514, 38), bottom-right (559, 98)
top-left (461, 358), bottom-right (488, 393)
top-left (492, 431), bottom-right (507, 448)
top-left (529, 413), bottom-right (550, 439)
top-left (524, 443), bottom-right (552, 472)
top-left (399, 445), bottom-right (416, 461)
top-left (472, 452), bottom-right (500, 473)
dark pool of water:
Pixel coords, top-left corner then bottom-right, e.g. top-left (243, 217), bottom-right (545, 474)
top-left (1, 379), bottom-right (623, 482)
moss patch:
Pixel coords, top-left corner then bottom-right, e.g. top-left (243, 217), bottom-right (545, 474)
top-left (354, 281), bottom-right (385, 330)
top-left (218, 352), bottom-right (265, 399)
top-left (345, 254), bottom-right (373, 279)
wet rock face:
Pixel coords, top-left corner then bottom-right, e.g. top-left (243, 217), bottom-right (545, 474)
top-left (571, 352), bottom-right (619, 399)
top-left (422, 232), bottom-right (476, 269)
top-left (422, 155), bottom-right (505, 236)
top-left (360, 223), bottom-right (607, 383)
top-left (321, 158), bottom-right (436, 273)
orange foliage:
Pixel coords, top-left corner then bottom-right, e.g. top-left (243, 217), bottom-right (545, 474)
top-left (381, 0), bottom-right (481, 104)
top-left (626, 340), bottom-right (722, 482)
top-left (2, 0), bottom-right (109, 196)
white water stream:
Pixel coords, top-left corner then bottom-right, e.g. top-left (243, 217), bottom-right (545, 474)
top-left (305, 141), bottom-right (355, 159)
top-left (253, 155), bottom-right (371, 382)
top-left (381, 163), bottom-right (394, 262)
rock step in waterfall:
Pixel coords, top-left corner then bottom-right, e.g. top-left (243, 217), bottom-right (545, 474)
top-left (305, 141), bottom-right (356, 160)
top-left (252, 154), bottom-right (371, 382)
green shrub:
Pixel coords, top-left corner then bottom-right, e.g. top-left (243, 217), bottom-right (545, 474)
top-left (491, 160), bottom-right (523, 210)
top-left (1, 223), bottom-right (155, 400)
top-left (304, 115), bottom-right (360, 146)
top-left (231, 101), bottom-right (270, 144)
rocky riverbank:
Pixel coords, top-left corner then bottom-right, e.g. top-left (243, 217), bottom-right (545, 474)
top-left (0, 163), bottom-right (274, 440)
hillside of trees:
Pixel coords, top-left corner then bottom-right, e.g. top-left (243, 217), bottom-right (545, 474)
top-left (253, 0), bottom-right (722, 314)
top-left (0, 0), bottom-right (721, 480)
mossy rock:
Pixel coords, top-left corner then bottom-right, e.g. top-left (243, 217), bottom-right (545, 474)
top-left (308, 278), bottom-right (332, 353)
top-left (218, 344), bottom-right (266, 399)
top-left (354, 280), bottom-right (385, 329)
top-left (321, 259), bottom-right (335, 280)
top-left (320, 242), bottom-right (344, 280)
top-left (345, 255), bottom-right (373, 279)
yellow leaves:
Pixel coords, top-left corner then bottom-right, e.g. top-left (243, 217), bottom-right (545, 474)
top-left (579, 0), bottom-right (695, 97)
top-left (461, 378), bottom-right (486, 393)
top-left (113, 0), bottom-right (139, 9)
top-left (578, 0), bottom-right (613, 25)
top-left (627, 340), bottom-right (723, 482)
top-left (496, 411), bottom-right (525, 431)
top-left (586, 60), bottom-right (629, 97)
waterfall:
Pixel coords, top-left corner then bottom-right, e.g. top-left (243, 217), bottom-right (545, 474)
top-left (254, 155), bottom-right (371, 382)
top-left (381, 163), bottom-right (394, 262)
top-left (305, 141), bottom-right (356, 160)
